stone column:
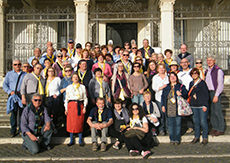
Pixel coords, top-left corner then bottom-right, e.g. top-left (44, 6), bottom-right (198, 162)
top-left (0, 0), bottom-right (6, 79)
top-left (74, 0), bottom-right (90, 47)
top-left (160, 0), bottom-right (175, 52)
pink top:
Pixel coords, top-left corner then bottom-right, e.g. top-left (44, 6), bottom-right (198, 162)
top-left (92, 62), bottom-right (112, 82)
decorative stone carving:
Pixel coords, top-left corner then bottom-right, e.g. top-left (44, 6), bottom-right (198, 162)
top-left (160, 0), bottom-right (175, 12)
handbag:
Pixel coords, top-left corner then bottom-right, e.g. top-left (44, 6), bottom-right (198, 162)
top-left (177, 96), bottom-right (193, 116)
top-left (124, 129), bottom-right (145, 140)
top-left (117, 79), bottom-right (127, 101)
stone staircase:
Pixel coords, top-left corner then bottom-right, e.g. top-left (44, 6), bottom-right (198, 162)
top-left (0, 86), bottom-right (230, 127)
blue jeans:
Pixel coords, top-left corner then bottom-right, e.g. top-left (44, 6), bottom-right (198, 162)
top-left (209, 91), bottom-right (225, 132)
top-left (132, 94), bottom-right (144, 105)
top-left (10, 103), bottom-right (23, 134)
top-left (156, 101), bottom-right (167, 133)
top-left (167, 116), bottom-right (181, 142)
top-left (192, 107), bottom-right (208, 139)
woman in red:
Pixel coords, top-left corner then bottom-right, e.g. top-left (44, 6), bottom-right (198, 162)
top-left (65, 72), bottom-right (88, 146)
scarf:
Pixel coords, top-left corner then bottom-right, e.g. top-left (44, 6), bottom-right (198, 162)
top-left (32, 72), bottom-right (44, 95)
top-left (114, 108), bottom-right (129, 124)
top-left (144, 46), bottom-right (150, 59)
top-left (187, 79), bottom-right (201, 104)
top-left (28, 103), bottom-right (44, 136)
top-left (78, 69), bottom-right (87, 84)
top-left (45, 78), bottom-right (54, 97)
top-left (57, 61), bottom-right (64, 70)
top-left (98, 109), bottom-right (103, 122)
top-left (198, 67), bottom-right (205, 80)
top-left (46, 54), bottom-right (54, 64)
top-left (114, 72), bottom-right (131, 99)
top-left (68, 47), bottom-right (75, 58)
top-left (98, 62), bottom-right (105, 76)
top-left (96, 77), bottom-right (104, 98)
top-left (121, 59), bottom-right (130, 75)
top-left (143, 101), bottom-right (154, 115)
top-left (130, 116), bottom-right (140, 128)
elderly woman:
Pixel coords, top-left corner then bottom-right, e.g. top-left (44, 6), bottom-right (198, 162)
top-left (60, 65), bottom-right (73, 102)
top-left (111, 61), bottom-right (131, 103)
top-left (92, 53), bottom-right (112, 83)
top-left (52, 51), bottom-right (64, 76)
top-left (65, 72), bottom-right (88, 146)
top-left (188, 68), bottom-right (209, 145)
top-left (44, 67), bottom-right (61, 126)
top-left (88, 68), bottom-right (111, 106)
top-left (161, 72), bottom-right (187, 145)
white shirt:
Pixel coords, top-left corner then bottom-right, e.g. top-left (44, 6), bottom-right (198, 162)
top-left (70, 54), bottom-right (81, 71)
top-left (130, 117), bottom-right (148, 128)
top-left (64, 84), bottom-right (88, 111)
top-left (152, 74), bottom-right (169, 102)
top-left (177, 69), bottom-right (193, 90)
top-left (47, 77), bottom-right (61, 96)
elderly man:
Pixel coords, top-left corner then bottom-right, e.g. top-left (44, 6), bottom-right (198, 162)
top-left (113, 50), bottom-right (132, 75)
top-left (176, 44), bottom-right (194, 68)
top-left (3, 59), bottom-right (26, 137)
top-left (21, 63), bottom-right (45, 105)
top-left (42, 46), bottom-right (56, 64)
top-left (21, 94), bottom-right (52, 154)
top-left (139, 39), bottom-right (154, 60)
top-left (67, 39), bottom-right (75, 58)
top-left (205, 56), bottom-right (225, 136)
top-left (28, 48), bottom-right (45, 66)
top-left (42, 41), bottom-right (56, 56)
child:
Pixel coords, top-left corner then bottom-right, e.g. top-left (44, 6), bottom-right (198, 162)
top-left (142, 91), bottom-right (160, 135)
top-left (87, 98), bottom-right (113, 152)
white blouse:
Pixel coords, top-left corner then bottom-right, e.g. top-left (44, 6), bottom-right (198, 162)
top-left (64, 84), bottom-right (88, 111)
top-left (152, 74), bottom-right (169, 102)
top-left (47, 77), bottom-right (61, 96)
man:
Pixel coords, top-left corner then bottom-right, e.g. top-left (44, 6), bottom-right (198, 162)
top-left (22, 62), bottom-right (30, 73)
top-left (176, 44), bottom-right (194, 68)
top-left (21, 94), bottom-right (52, 154)
top-left (177, 58), bottom-right (194, 134)
top-left (21, 63), bottom-right (45, 105)
top-left (3, 59), bottom-right (26, 137)
top-left (94, 44), bottom-right (100, 53)
top-left (67, 39), bottom-right (75, 58)
top-left (113, 50), bottom-right (132, 75)
top-left (87, 97), bottom-right (113, 152)
top-left (70, 43), bottom-right (82, 71)
top-left (42, 41), bottom-right (56, 57)
top-left (205, 56), bottom-right (225, 136)
top-left (139, 39), bottom-right (154, 60)
top-left (28, 48), bottom-right (45, 66)
top-left (42, 46), bottom-right (56, 64)
top-left (129, 45), bottom-right (138, 63)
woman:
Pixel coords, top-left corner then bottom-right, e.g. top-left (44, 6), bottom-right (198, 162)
top-left (128, 62), bottom-right (148, 105)
top-left (161, 72), bottom-right (187, 145)
top-left (123, 103), bottom-right (152, 159)
top-left (134, 56), bottom-right (146, 74)
top-left (195, 59), bottom-right (206, 80)
top-left (163, 49), bottom-right (173, 72)
top-left (29, 58), bottom-right (39, 73)
top-left (168, 61), bottom-right (180, 74)
top-left (41, 58), bottom-right (52, 79)
top-left (152, 63), bottom-right (169, 135)
top-left (188, 68), bottom-right (209, 145)
top-left (61, 48), bottom-right (69, 61)
top-left (90, 49), bottom-right (97, 63)
top-left (92, 53), bottom-right (112, 82)
top-left (52, 51), bottom-right (64, 76)
top-left (157, 53), bottom-right (164, 64)
top-left (58, 60), bottom-right (71, 79)
top-left (146, 60), bottom-right (157, 101)
top-left (44, 67), bottom-right (61, 126)
top-left (109, 99), bottom-right (130, 150)
top-left (65, 72), bottom-right (88, 146)
top-left (136, 50), bottom-right (146, 67)
top-left (111, 61), bottom-right (131, 104)
top-left (88, 68), bottom-right (111, 106)
top-left (80, 49), bottom-right (94, 71)
top-left (60, 65), bottom-right (73, 102)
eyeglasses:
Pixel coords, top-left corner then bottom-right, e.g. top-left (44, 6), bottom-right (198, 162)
top-left (65, 70), bottom-right (72, 72)
top-left (196, 62), bottom-right (202, 64)
top-left (57, 56), bottom-right (63, 58)
top-left (23, 66), bottom-right (30, 68)
top-left (33, 99), bottom-right (42, 102)
top-left (132, 47), bottom-right (137, 49)
top-left (123, 54), bottom-right (129, 56)
top-left (13, 63), bottom-right (21, 66)
top-left (133, 66), bottom-right (139, 68)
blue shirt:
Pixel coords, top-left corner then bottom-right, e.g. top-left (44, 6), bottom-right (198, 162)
top-left (113, 54), bottom-right (120, 63)
top-left (89, 107), bottom-right (112, 122)
top-left (3, 70), bottom-right (26, 95)
top-left (59, 77), bottom-right (72, 101)
top-left (28, 56), bottom-right (45, 67)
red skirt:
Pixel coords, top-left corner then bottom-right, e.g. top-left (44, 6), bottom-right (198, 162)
top-left (66, 101), bottom-right (84, 133)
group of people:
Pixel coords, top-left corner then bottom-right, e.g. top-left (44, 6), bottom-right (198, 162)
top-left (3, 39), bottom-right (225, 159)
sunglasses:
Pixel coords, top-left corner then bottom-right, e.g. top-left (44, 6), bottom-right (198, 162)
top-left (132, 47), bottom-right (137, 49)
top-left (65, 70), bottom-right (72, 72)
top-left (57, 56), bottom-right (63, 58)
top-left (123, 54), bottom-right (129, 56)
top-left (33, 99), bottom-right (42, 102)
top-left (14, 64), bottom-right (21, 66)
top-left (133, 66), bottom-right (140, 68)
top-left (132, 108), bottom-right (138, 111)
top-left (196, 62), bottom-right (202, 64)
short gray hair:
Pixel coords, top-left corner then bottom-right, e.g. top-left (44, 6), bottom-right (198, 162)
top-left (207, 55), bottom-right (216, 60)
top-left (32, 93), bottom-right (43, 99)
top-left (13, 59), bottom-right (21, 64)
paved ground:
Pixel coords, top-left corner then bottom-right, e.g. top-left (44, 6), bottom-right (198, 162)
top-left (0, 143), bottom-right (229, 162)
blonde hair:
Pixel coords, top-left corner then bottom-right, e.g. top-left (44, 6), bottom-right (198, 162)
top-left (143, 90), bottom-right (151, 96)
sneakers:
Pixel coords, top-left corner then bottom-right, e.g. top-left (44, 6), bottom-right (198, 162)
top-left (141, 150), bottom-right (151, 159)
top-left (100, 142), bottom-right (106, 152)
top-left (112, 141), bottom-right (121, 150)
top-left (129, 150), bottom-right (140, 156)
top-left (92, 142), bottom-right (98, 151)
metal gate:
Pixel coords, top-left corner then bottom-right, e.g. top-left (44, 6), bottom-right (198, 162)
top-left (5, 7), bottom-right (75, 72)
top-left (174, 4), bottom-right (230, 70)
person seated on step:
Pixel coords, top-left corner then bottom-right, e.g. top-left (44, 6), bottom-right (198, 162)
top-left (21, 93), bottom-right (53, 154)
top-left (87, 97), bottom-right (113, 152)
